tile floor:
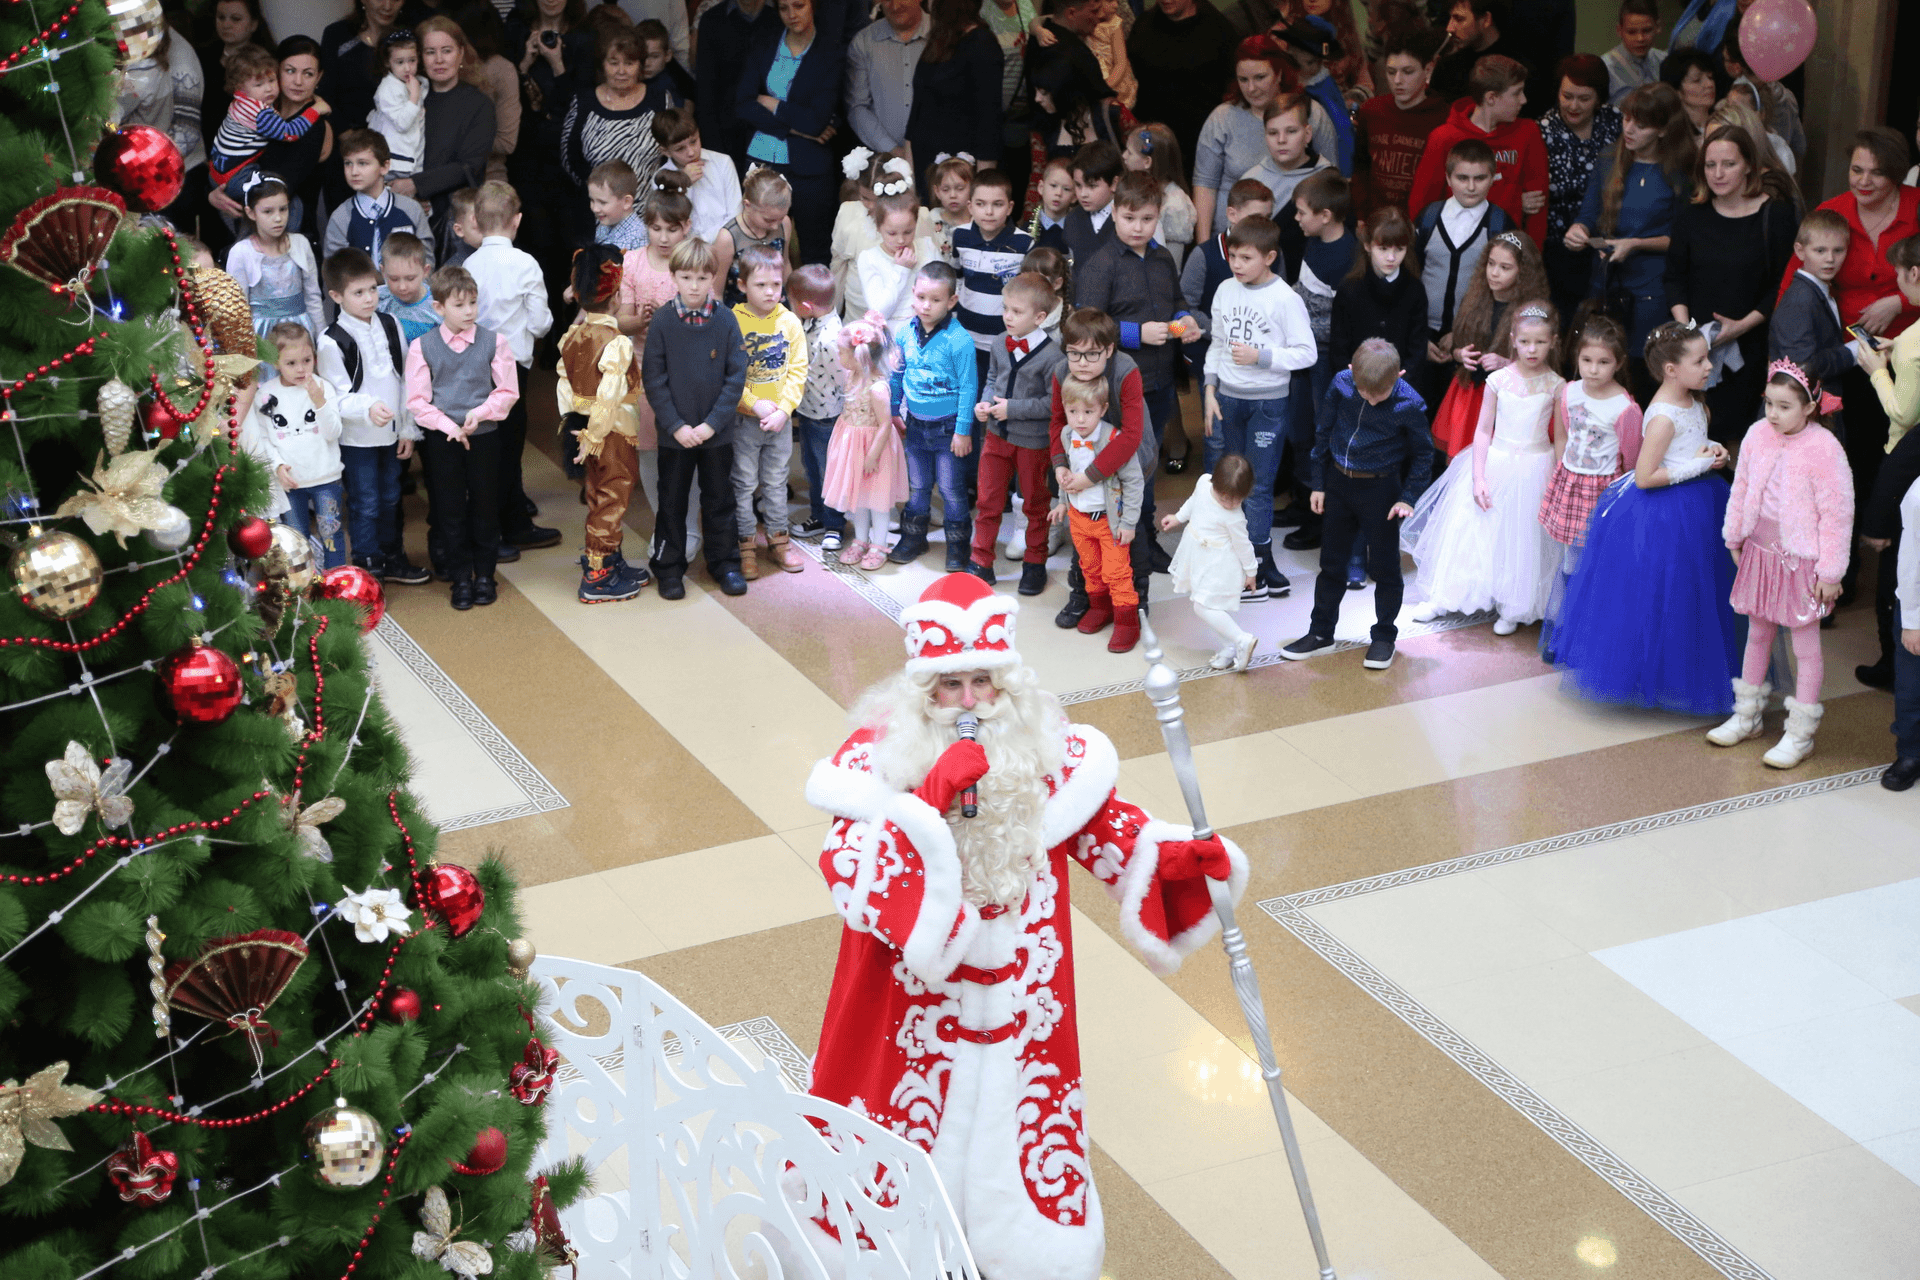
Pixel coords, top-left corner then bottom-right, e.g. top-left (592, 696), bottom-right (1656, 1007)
top-left (361, 374), bottom-right (1918, 1280)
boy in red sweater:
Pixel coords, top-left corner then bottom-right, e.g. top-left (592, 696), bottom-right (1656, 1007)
top-left (1404, 54), bottom-right (1548, 247)
top-left (1351, 29), bottom-right (1451, 220)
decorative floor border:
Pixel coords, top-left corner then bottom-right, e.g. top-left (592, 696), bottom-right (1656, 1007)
top-left (790, 536), bottom-right (1487, 705)
top-left (371, 617), bottom-right (570, 832)
top-left (1258, 766), bottom-right (1885, 1280)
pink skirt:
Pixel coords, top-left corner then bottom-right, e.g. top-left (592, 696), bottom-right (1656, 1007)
top-left (1538, 464), bottom-right (1616, 547)
top-left (820, 412), bottom-right (906, 514)
top-left (1730, 516), bottom-right (1829, 627)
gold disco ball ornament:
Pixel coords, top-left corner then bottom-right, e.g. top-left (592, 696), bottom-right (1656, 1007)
top-left (106, 0), bottom-right (167, 62)
top-left (303, 1098), bottom-right (385, 1189)
top-left (11, 529), bottom-right (104, 620)
top-left (261, 523), bottom-right (317, 594)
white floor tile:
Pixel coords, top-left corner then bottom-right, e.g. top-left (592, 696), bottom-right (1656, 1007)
top-left (1721, 1002), bottom-right (1920, 1145)
top-left (1594, 915), bottom-right (1887, 1042)
top-left (1864, 1128), bottom-right (1920, 1185)
top-left (1761, 879), bottom-right (1920, 999)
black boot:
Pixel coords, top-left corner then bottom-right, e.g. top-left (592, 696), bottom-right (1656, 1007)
top-left (943, 520), bottom-right (972, 573)
top-left (1256, 541), bottom-right (1291, 597)
top-left (888, 512), bottom-right (930, 563)
top-left (1282, 513), bottom-right (1322, 551)
top-left (1055, 557), bottom-right (1089, 627)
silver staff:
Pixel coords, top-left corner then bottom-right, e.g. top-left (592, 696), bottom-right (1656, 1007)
top-left (1138, 617), bottom-right (1337, 1280)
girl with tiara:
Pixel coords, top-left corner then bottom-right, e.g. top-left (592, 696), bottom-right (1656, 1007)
top-left (821, 311), bottom-right (907, 571)
top-left (1707, 359), bottom-right (1853, 768)
top-left (1428, 229), bottom-right (1549, 460)
top-left (1554, 320), bottom-right (1742, 715)
top-left (1403, 301), bottom-right (1566, 635)
top-left (1538, 315), bottom-right (1642, 658)
top-left (225, 174), bottom-right (324, 380)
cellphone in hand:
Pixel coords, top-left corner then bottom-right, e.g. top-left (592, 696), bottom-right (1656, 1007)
top-left (1846, 323), bottom-right (1881, 349)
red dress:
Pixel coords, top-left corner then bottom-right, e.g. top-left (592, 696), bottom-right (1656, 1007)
top-left (802, 722), bottom-right (1246, 1280)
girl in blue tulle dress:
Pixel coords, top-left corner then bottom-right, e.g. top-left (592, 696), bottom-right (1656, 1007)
top-left (1553, 321), bottom-right (1744, 715)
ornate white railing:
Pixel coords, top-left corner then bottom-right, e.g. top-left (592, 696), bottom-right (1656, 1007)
top-left (529, 954), bottom-right (981, 1280)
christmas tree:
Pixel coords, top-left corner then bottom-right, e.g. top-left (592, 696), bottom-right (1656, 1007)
top-left (0, 2), bottom-right (577, 1277)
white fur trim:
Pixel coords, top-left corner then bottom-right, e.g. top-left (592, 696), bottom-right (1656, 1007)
top-left (805, 758), bottom-right (978, 985)
top-left (1039, 726), bottom-right (1120, 851)
top-left (1112, 820), bottom-right (1250, 977)
top-left (900, 591), bottom-right (1020, 643)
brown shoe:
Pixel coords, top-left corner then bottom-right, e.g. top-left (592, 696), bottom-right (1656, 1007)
top-left (767, 531), bottom-right (805, 573)
top-left (738, 537), bottom-right (760, 581)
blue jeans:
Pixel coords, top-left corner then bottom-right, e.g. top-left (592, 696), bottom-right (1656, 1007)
top-left (902, 415), bottom-right (969, 537)
top-left (796, 413), bottom-right (844, 531)
top-left (1203, 393), bottom-right (1287, 545)
top-left (283, 481), bottom-right (347, 569)
top-left (1896, 640), bottom-right (1920, 759)
top-left (340, 444), bottom-right (402, 567)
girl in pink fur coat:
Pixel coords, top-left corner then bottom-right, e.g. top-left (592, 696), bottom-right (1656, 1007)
top-left (1707, 359), bottom-right (1855, 769)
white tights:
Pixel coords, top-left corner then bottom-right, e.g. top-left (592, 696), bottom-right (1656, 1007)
top-left (1193, 603), bottom-right (1249, 650)
top-left (850, 508), bottom-right (888, 547)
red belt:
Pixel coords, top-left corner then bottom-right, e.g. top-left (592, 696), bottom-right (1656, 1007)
top-left (952, 960), bottom-right (1020, 985)
top-left (938, 1011), bottom-right (1025, 1045)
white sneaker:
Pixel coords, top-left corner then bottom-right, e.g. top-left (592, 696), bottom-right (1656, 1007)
top-left (1492, 617), bottom-right (1520, 636)
top-left (1233, 633), bottom-right (1258, 671)
top-left (1410, 602), bottom-right (1443, 623)
top-left (1004, 509), bottom-right (1027, 560)
top-left (1208, 646), bottom-right (1237, 670)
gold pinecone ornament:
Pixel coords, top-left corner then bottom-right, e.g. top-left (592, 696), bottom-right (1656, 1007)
top-left (96, 378), bottom-right (137, 457)
top-left (186, 266), bottom-right (256, 362)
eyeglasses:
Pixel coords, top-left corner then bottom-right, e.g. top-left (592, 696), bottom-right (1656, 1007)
top-left (1065, 349), bottom-right (1104, 362)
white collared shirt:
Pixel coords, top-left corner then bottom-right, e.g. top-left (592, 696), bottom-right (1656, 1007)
top-left (465, 236), bottom-right (554, 367)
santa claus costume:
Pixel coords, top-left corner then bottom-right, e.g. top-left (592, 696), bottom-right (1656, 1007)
top-left (802, 573), bottom-right (1248, 1280)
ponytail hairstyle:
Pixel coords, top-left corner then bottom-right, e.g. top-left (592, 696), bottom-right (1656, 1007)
top-left (837, 308), bottom-right (898, 391)
top-left (1643, 319), bottom-right (1706, 385)
top-left (1572, 312), bottom-right (1628, 372)
top-left (1601, 82), bottom-right (1695, 235)
top-left (1125, 123), bottom-right (1189, 196)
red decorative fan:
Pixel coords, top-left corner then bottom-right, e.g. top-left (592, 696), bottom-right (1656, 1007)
top-left (161, 929), bottom-right (309, 1052)
top-left (0, 187), bottom-right (129, 293)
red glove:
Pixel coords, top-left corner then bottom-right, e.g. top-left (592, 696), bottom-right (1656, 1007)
top-left (913, 740), bottom-right (990, 814)
top-left (1158, 837), bottom-right (1232, 881)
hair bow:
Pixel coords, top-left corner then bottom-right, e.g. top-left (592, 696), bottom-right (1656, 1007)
top-left (932, 151), bottom-right (975, 167)
top-left (1135, 128), bottom-right (1153, 155)
top-left (872, 158), bottom-right (913, 196)
top-left (842, 146), bottom-right (875, 180)
top-left (236, 169), bottom-right (280, 204)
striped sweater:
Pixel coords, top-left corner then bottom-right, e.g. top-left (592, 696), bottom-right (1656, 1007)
top-left (953, 222), bottom-right (1035, 351)
top-left (210, 94), bottom-right (321, 185)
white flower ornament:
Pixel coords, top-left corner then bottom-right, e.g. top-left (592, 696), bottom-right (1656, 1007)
top-left (841, 145), bottom-right (875, 180)
top-left (334, 887), bottom-right (413, 943)
top-left (45, 742), bottom-right (133, 836)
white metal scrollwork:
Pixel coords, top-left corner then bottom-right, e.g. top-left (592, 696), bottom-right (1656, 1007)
top-left (529, 954), bottom-right (981, 1280)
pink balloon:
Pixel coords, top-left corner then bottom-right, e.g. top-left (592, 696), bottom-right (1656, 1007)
top-left (1738, 0), bottom-right (1817, 82)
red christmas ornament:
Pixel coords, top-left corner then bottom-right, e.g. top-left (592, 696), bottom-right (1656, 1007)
top-left (509, 1034), bottom-right (559, 1106)
top-left (106, 1131), bottom-right (179, 1206)
top-left (425, 864), bottom-right (485, 937)
top-left (448, 1126), bottom-right (508, 1176)
top-left (142, 395), bottom-right (187, 441)
top-left (529, 1175), bottom-right (578, 1271)
top-left (158, 641), bottom-right (244, 723)
top-left (382, 988), bottom-right (422, 1022)
top-left (0, 187), bottom-right (128, 293)
top-left (94, 124), bottom-right (185, 213)
top-left (228, 515), bottom-right (273, 559)
top-left (315, 564), bottom-right (386, 632)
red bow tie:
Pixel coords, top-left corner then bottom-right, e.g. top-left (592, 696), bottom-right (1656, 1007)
top-left (1007, 335), bottom-right (1030, 355)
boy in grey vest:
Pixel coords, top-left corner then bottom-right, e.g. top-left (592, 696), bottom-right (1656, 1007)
top-left (402, 265), bottom-right (521, 610)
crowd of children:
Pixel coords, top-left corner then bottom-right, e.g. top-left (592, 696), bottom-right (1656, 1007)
top-left (194, 0), bottom-right (1920, 786)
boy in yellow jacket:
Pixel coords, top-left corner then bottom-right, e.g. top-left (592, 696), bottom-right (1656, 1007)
top-left (556, 245), bottom-right (648, 602)
top-left (731, 245), bottom-right (809, 576)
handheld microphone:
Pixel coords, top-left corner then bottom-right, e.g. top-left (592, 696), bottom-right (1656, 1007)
top-left (956, 712), bottom-right (979, 818)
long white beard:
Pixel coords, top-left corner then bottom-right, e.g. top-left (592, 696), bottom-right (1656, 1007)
top-left (856, 667), bottom-right (1068, 908)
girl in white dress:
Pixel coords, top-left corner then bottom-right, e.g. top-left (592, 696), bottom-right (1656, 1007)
top-left (1402, 303), bottom-right (1566, 633)
top-left (1161, 456), bottom-right (1260, 670)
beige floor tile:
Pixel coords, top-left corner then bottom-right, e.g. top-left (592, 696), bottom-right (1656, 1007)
top-left (1675, 1142), bottom-right (1920, 1280)
top-left (1437, 673), bottom-right (1711, 760)
top-left (1361, 1240), bottom-right (1506, 1280)
top-left (1275, 698), bottom-right (1514, 797)
top-left (1416, 954), bottom-right (1712, 1086)
top-left (1297, 1131), bottom-right (1506, 1275)
top-left (1532, 1043), bottom-right (1855, 1191)
top-left (1639, 794), bottom-right (1920, 916)
top-left (517, 871), bottom-right (665, 966)
top-left (1472, 835), bottom-right (1748, 952)
top-left (706, 743), bottom-right (838, 832)
top-left (1122, 734), bottom-right (1363, 830)
top-left (1306, 873), bottom-right (1583, 996)
top-left (1070, 907), bottom-right (1241, 1067)
top-left (777, 824), bottom-right (828, 869)
top-left (1085, 1045), bottom-right (1297, 1183)
top-left (599, 835), bottom-right (835, 952)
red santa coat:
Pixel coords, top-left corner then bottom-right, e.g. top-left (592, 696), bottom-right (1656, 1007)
top-left (804, 721), bottom-right (1249, 1280)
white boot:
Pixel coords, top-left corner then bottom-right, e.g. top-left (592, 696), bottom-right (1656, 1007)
top-left (1003, 506), bottom-right (1028, 560)
top-left (1762, 697), bottom-right (1823, 769)
top-left (1706, 678), bottom-right (1770, 747)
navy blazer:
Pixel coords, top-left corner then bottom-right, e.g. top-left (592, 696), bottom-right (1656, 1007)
top-left (1769, 273), bottom-right (1856, 390)
top-left (734, 30), bottom-right (845, 178)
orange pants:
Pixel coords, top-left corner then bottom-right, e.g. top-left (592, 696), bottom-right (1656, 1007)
top-left (1069, 506), bottom-right (1137, 607)
top-left (584, 432), bottom-right (639, 555)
